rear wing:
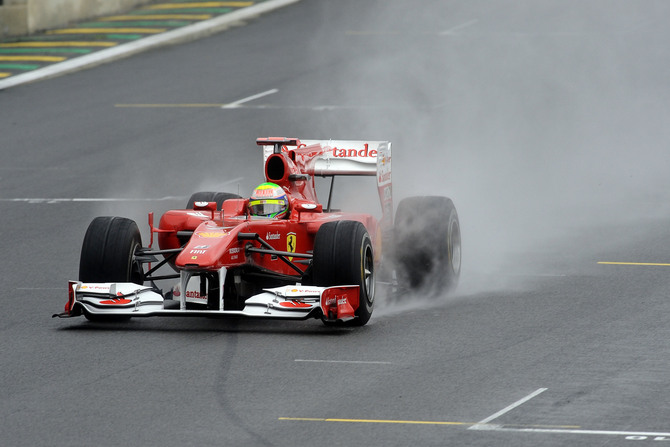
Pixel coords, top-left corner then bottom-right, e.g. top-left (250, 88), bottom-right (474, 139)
top-left (296, 140), bottom-right (391, 178)
top-left (258, 138), bottom-right (391, 176)
top-left (256, 137), bottom-right (393, 233)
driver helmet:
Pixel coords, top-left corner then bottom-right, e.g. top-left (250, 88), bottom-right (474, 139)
top-left (248, 182), bottom-right (289, 218)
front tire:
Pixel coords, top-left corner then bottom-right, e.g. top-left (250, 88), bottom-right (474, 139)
top-left (79, 217), bottom-right (143, 321)
top-left (79, 217), bottom-right (144, 284)
top-left (312, 221), bottom-right (375, 326)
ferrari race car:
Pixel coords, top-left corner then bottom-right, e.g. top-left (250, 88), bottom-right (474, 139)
top-left (54, 138), bottom-right (461, 326)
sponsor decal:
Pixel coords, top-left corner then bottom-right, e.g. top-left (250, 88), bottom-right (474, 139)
top-left (187, 212), bottom-right (208, 217)
top-left (331, 143), bottom-right (377, 158)
top-left (254, 187), bottom-right (277, 198)
top-left (191, 256), bottom-right (198, 260)
top-left (196, 231), bottom-right (226, 238)
top-left (100, 298), bottom-right (132, 305)
top-left (324, 297), bottom-right (348, 306)
top-left (288, 287), bottom-right (320, 294)
top-left (378, 171), bottom-right (391, 183)
top-left (190, 250), bottom-right (207, 255)
top-left (193, 245), bottom-right (209, 249)
top-left (80, 285), bottom-right (110, 291)
top-left (286, 232), bottom-right (296, 261)
top-left (229, 246), bottom-right (241, 261)
top-left (186, 291), bottom-right (205, 299)
top-left (266, 232), bottom-right (280, 240)
top-left (279, 301), bottom-right (312, 308)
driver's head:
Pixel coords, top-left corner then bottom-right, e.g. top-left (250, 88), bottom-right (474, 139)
top-left (248, 182), bottom-right (289, 218)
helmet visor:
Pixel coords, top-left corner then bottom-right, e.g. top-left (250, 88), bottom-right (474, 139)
top-left (249, 198), bottom-right (287, 217)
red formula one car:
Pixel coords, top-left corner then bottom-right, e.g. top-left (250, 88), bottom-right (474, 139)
top-left (54, 138), bottom-right (461, 326)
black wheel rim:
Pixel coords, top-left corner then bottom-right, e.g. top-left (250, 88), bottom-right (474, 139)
top-left (449, 219), bottom-right (461, 275)
top-left (363, 244), bottom-right (375, 304)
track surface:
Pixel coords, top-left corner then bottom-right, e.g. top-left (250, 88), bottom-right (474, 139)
top-left (3, 1), bottom-right (670, 446)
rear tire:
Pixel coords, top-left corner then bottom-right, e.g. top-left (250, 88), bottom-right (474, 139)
top-left (312, 221), bottom-right (375, 326)
top-left (79, 217), bottom-right (144, 321)
top-left (394, 196), bottom-right (461, 293)
top-left (186, 191), bottom-right (241, 210)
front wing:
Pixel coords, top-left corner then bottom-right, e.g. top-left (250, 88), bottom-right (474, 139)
top-left (53, 281), bottom-right (359, 322)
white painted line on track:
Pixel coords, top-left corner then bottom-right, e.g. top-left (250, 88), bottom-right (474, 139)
top-left (472, 425), bottom-right (670, 440)
top-left (0, 167), bottom-right (67, 170)
top-left (225, 104), bottom-right (399, 111)
top-left (0, 0), bottom-right (301, 91)
top-left (116, 103), bottom-right (402, 111)
top-left (507, 273), bottom-right (568, 278)
top-left (295, 359), bottom-right (393, 365)
top-left (439, 19), bottom-right (479, 36)
top-left (222, 88), bottom-right (278, 109)
top-left (0, 197), bottom-right (184, 203)
top-left (17, 287), bottom-right (63, 290)
top-left (470, 388), bottom-right (547, 428)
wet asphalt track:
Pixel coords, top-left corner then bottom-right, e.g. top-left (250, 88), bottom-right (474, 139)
top-left (3, 1), bottom-right (670, 446)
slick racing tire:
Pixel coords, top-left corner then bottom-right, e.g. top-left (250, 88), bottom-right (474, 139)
top-left (312, 220), bottom-right (375, 326)
top-left (186, 191), bottom-right (241, 210)
top-left (394, 196), bottom-right (461, 293)
top-left (79, 217), bottom-right (144, 321)
top-left (79, 216), bottom-right (144, 284)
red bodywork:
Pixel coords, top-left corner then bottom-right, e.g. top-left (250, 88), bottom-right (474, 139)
top-left (156, 199), bottom-right (379, 276)
top-left (154, 138), bottom-right (385, 278)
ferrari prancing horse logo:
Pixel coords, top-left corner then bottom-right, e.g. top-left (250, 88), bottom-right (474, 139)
top-left (287, 233), bottom-right (297, 261)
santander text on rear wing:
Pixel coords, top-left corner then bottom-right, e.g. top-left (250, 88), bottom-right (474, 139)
top-left (296, 139), bottom-right (391, 178)
top-left (258, 138), bottom-right (391, 176)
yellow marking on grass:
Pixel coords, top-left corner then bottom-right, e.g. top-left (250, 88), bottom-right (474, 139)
top-left (103, 14), bottom-right (213, 21)
top-left (0, 55), bottom-right (66, 62)
top-left (146, 2), bottom-right (254, 8)
top-left (48, 28), bottom-right (166, 35)
top-left (0, 41), bottom-right (117, 48)
top-left (115, 103), bottom-right (225, 108)
top-left (598, 261), bottom-right (670, 267)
